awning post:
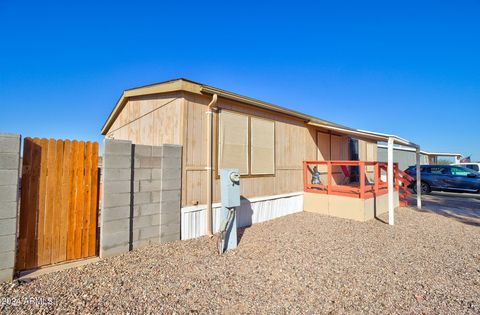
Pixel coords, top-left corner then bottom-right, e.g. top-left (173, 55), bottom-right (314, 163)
top-left (387, 137), bottom-right (394, 225)
top-left (415, 147), bottom-right (422, 209)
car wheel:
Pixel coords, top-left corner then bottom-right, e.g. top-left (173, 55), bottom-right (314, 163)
top-left (413, 181), bottom-right (431, 194)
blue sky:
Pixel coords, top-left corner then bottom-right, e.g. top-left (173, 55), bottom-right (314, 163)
top-left (1, 1), bottom-right (479, 159)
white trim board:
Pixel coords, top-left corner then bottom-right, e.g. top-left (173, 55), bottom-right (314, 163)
top-left (181, 192), bottom-right (304, 240)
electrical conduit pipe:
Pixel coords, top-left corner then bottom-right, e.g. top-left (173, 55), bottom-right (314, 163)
top-left (206, 94), bottom-right (218, 236)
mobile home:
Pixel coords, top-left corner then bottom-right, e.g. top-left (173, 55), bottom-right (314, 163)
top-left (101, 78), bottom-right (408, 239)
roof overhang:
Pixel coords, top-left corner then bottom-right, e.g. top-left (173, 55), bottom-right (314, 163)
top-left (201, 85), bottom-right (349, 129)
top-left (307, 122), bottom-right (420, 148)
top-left (102, 78), bottom-right (352, 135)
top-left (357, 129), bottom-right (419, 148)
top-left (202, 86), bottom-right (419, 148)
top-left (101, 78), bottom-right (417, 149)
top-left (307, 122), bottom-right (386, 142)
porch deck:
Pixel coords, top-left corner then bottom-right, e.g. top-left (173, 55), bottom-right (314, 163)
top-left (303, 160), bottom-right (412, 221)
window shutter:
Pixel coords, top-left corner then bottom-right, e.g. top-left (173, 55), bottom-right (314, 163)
top-left (250, 117), bottom-right (275, 175)
top-left (218, 110), bottom-right (249, 174)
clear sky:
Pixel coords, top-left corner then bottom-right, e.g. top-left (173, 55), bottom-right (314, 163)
top-left (1, 1), bottom-right (479, 160)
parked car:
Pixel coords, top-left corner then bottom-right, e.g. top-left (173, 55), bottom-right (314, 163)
top-left (452, 162), bottom-right (480, 172)
top-left (404, 165), bottom-right (480, 194)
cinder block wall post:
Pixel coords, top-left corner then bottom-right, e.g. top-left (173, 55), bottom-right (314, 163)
top-left (132, 144), bottom-right (162, 247)
top-left (100, 140), bottom-right (182, 258)
top-left (159, 145), bottom-right (182, 242)
top-left (0, 134), bottom-right (21, 282)
top-left (100, 139), bottom-right (132, 258)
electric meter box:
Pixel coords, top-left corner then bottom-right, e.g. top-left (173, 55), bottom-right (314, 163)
top-left (219, 168), bottom-right (241, 208)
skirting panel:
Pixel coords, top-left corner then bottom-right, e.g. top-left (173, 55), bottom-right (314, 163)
top-left (181, 192), bottom-right (304, 240)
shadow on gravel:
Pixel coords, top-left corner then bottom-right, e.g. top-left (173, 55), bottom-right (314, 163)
top-left (237, 227), bottom-right (250, 245)
top-left (409, 193), bottom-right (480, 227)
top-left (414, 208), bottom-right (480, 227)
top-left (236, 196), bottom-right (253, 245)
top-left (374, 217), bottom-right (388, 225)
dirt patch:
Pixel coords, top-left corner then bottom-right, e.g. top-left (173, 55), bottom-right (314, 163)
top-left (1, 207), bottom-right (479, 314)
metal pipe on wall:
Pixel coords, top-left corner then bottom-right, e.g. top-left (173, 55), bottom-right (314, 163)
top-left (387, 137), bottom-right (394, 225)
top-left (415, 147), bottom-right (422, 209)
top-left (206, 94), bottom-right (218, 236)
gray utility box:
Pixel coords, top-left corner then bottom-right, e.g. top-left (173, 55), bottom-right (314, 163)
top-left (219, 168), bottom-right (240, 253)
top-left (220, 169), bottom-right (240, 208)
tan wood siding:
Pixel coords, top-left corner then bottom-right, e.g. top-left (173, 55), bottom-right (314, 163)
top-left (106, 92), bottom-right (184, 146)
top-left (183, 93), bottom-right (319, 206)
top-left (331, 134), bottom-right (349, 160)
top-left (359, 139), bottom-right (377, 161)
top-left (316, 131), bottom-right (331, 161)
top-left (359, 139), bottom-right (378, 181)
top-left (317, 132), bottom-right (349, 185)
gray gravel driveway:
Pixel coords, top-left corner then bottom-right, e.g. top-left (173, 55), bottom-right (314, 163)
top-left (1, 207), bottom-right (479, 314)
top-left (409, 191), bottom-right (480, 227)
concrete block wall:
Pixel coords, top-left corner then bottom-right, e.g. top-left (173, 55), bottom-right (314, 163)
top-left (159, 145), bottom-right (182, 242)
top-left (0, 134), bottom-right (21, 283)
top-left (100, 140), bottom-right (132, 257)
top-left (100, 139), bottom-right (182, 258)
top-left (132, 144), bottom-right (162, 248)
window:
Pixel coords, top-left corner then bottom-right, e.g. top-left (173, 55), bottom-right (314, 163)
top-left (429, 167), bottom-right (448, 175)
top-left (465, 164), bottom-right (479, 172)
top-left (349, 138), bottom-right (359, 161)
top-left (218, 110), bottom-right (275, 176)
top-left (406, 166), bottom-right (426, 173)
top-left (450, 167), bottom-right (472, 176)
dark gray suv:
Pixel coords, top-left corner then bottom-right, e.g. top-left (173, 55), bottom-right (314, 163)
top-left (405, 165), bottom-right (480, 194)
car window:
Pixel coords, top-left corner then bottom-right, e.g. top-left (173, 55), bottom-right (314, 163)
top-left (450, 167), bottom-right (473, 176)
top-left (465, 164), bottom-right (479, 172)
top-left (408, 166), bottom-right (425, 172)
top-left (422, 167), bottom-right (430, 173)
top-left (429, 167), bottom-right (448, 175)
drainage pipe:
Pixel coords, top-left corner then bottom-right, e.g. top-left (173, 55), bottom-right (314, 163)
top-left (206, 94), bottom-right (218, 236)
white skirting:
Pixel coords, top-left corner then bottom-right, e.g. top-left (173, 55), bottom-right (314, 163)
top-left (181, 192), bottom-right (304, 240)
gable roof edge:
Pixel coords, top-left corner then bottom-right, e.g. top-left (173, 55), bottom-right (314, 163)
top-left (101, 79), bottom-right (201, 135)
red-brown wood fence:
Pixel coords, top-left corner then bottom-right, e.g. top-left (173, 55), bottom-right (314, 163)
top-left (16, 138), bottom-right (99, 271)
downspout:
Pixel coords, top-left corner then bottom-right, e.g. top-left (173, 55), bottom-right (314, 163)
top-left (206, 94), bottom-right (218, 236)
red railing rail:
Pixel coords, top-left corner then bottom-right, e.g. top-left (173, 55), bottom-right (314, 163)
top-left (303, 160), bottom-right (400, 199)
top-left (397, 168), bottom-right (414, 206)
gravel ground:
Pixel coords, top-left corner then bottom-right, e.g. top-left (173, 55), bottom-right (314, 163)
top-left (1, 207), bottom-right (479, 314)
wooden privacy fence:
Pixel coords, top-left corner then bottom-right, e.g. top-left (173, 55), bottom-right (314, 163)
top-left (16, 138), bottom-right (99, 271)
